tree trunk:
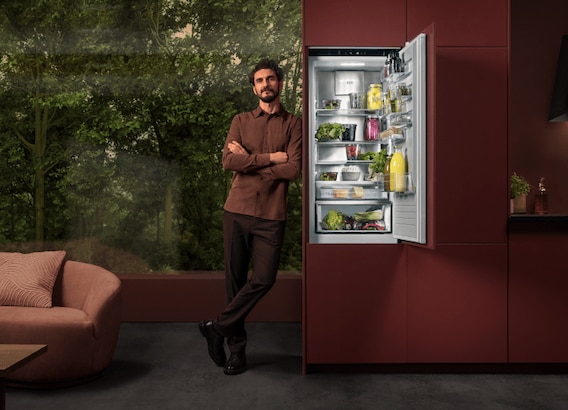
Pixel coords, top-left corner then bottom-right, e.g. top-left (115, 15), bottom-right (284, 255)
top-left (164, 182), bottom-right (173, 242)
top-left (34, 168), bottom-right (45, 241)
top-left (32, 102), bottom-right (49, 242)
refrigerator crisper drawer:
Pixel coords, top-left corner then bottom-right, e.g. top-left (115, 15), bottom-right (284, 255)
top-left (316, 201), bottom-right (392, 233)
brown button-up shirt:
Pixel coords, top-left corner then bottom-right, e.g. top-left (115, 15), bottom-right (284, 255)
top-left (222, 106), bottom-right (302, 221)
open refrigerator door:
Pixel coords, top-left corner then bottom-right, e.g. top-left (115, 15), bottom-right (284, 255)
top-left (391, 33), bottom-right (427, 244)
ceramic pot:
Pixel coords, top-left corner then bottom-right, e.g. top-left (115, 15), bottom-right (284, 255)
top-left (511, 194), bottom-right (527, 214)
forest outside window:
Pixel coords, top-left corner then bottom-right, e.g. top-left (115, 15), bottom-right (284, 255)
top-left (0, 0), bottom-right (302, 274)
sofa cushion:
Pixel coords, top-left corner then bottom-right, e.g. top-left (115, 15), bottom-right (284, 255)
top-left (0, 251), bottom-right (66, 308)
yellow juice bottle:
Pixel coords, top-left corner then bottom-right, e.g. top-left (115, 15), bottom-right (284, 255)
top-left (389, 146), bottom-right (406, 192)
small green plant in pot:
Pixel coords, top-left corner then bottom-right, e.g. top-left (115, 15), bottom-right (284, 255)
top-left (510, 172), bottom-right (531, 213)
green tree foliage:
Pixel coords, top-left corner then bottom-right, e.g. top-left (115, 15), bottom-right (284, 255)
top-left (0, 0), bottom-right (302, 273)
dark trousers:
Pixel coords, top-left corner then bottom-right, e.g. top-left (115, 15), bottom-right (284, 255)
top-left (214, 211), bottom-right (286, 353)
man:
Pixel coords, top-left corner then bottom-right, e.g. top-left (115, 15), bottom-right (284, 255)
top-left (199, 59), bottom-right (302, 375)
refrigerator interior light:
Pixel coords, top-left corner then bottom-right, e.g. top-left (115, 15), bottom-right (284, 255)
top-left (340, 62), bottom-right (366, 67)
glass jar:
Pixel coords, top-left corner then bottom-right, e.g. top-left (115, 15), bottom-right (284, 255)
top-left (366, 84), bottom-right (382, 110)
top-left (364, 116), bottom-right (380, 140)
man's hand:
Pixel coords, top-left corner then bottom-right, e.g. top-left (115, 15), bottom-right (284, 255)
top-left (269, 152), bottom-right (288, 164)
top-left (228, 141), bottom-right (248, 155)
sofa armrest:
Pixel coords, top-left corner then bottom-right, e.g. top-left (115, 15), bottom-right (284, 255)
top-left (54, 260), bottom-right (122, 339)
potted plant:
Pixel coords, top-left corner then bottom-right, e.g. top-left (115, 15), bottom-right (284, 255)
top-left (510, 172), bottom-right (531, 214)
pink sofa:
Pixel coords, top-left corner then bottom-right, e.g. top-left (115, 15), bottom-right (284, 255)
top-left (0, 260), bottom-right (122, 387)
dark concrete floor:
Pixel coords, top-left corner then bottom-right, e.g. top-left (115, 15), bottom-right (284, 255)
top-left (6, 322), bottom-right (568, 409)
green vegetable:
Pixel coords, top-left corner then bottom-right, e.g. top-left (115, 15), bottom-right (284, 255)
top-left (358, 151), bottom-right (378, 161)
top-left (369, 149), bottom-right (388, 173)
top-left (322, 209), bottom-right (345, 230)
top-left (353, 209), bottom-right (384, 222)
top-left (359, 149), bottom-right (388, 173)
top-left (316, 123), bottom-right (346, 142)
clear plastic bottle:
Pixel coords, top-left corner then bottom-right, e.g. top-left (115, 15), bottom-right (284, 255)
top-left (535, 176), bottom-right (548, 215)
top-left (389, 145), bottom-right (406, 192)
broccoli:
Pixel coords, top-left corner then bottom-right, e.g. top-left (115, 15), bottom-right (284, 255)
top-left (322, 209), bottom-right (345, 230)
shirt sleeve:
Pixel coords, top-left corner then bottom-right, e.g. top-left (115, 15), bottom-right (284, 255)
top-left (222, 115), bottom-right (271, 173)
top-left (257, 116), bottom-right (302, 182)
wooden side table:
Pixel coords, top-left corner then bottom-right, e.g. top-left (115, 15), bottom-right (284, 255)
top-left (0, 345), bottom-right (47, 410)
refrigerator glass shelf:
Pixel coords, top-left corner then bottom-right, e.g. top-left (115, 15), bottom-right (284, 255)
top-left (315, 160), bottom-right (373, 165)
top-left (318, 229), bottom-right (390, 234)
top-left (316, 109), bottom-right (381, 116)
top-left (315, 199), bottom-right (385, 205)
top-left (315, 141), bottom-right (380, 146)
top-left (315, 181), bottom-right (378, 186)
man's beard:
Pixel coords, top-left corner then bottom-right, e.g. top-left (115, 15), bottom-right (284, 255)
top-left (258, 88), bottom-right (279, 103)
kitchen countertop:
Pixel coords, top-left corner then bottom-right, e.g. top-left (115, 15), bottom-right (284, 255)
top-left (509, 214), bottom-right (568, 232)
top-left (509, 214), bottom-right (568, 221)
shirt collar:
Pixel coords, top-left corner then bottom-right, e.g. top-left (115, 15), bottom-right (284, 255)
top-left (253, 105), bottom-right (287, 118)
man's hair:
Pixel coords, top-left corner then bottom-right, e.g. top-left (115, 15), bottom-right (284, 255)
top-left (248, 59), bottom-right (284, 85)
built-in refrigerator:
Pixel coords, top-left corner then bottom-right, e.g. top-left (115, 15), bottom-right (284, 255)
top-left (307, 33), bottom-right (427, 245)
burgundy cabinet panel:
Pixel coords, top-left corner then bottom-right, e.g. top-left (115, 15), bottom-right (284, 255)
top-left (304, 243), bottom-right (407, 364)
top-left (434, 47), bottom-right (508, 243)
top-left (509, 221), bottom-right (568, 362)
top-left (407, 244), bottom-right (508, 362)
top-left (303, 0), bottom-right (406, 47)
top-left (407, 0), bottom-right (507, 47)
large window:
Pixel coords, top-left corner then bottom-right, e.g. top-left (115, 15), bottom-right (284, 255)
top-left (0, 0), bottom-right (302, 274)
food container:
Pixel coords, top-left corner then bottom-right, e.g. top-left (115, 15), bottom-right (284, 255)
top-left (322, 99), bottom-right (341, 109)
top-left (366, 84), bottom-right (382, 110)
top-left (364, 116), bottom-right (380, 140)
top-left (350, 186), bottom-right (364, 198)
top-left (341, 124), bottom-right (357, 141)
top-left (318, 172), bottom-right (338, 181)
top-left (342, 171), bottom-right (361, 181)
top-left (345, 144), bottom-right (360, 160)
top-left (333, 188), bottom-right (348, 198)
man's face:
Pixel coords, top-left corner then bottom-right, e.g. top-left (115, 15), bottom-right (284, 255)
top-left (252, 68), bottom-right (282, 103)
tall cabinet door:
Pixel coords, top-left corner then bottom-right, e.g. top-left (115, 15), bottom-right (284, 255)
top-left (433, 47), bottom-right (508, 243)
top-left (407, 0), bottom-right (508, 46)
top-left (392, 32), bottom-right (428, 244)
top-left (304, 244), bottom-right (407, 365)
top-left (303, 0), bottom-right (406, 47)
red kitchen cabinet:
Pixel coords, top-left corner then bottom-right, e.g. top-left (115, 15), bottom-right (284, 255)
top-left (433, 47), bottom-right (508, 244)
top-left (304, 244), bottom-right (407, 365)
top-left (406, 244), bottom-right (508, 362)
top-left (509, 219), bottom-right (568, 362)
top-left (303, 0), bottom-right (406, 47)
top-left (407, 0), bottom-right (508, 47)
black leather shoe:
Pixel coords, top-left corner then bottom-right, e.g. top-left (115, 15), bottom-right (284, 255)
top-left (199, 320), bottom-right (226, 366)
top-left (224, 353), bottom-right (247, 375)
